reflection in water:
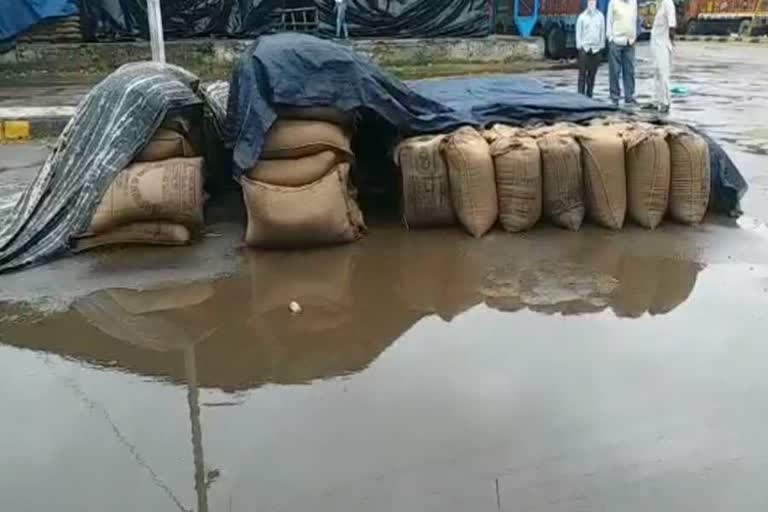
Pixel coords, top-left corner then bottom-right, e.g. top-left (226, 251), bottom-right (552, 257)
top-left (186, 346), bottom-right (208, 512)
top-left (483, 248), bottom-right (702, 318)
top-left (0, 234), bottom-right (704, 391)
top-left (0, 232), bottom-right (705, 512)
top-left (74, 282), bottom-right (216, 351)
top-left (79, 284), bottom-right (215, 512)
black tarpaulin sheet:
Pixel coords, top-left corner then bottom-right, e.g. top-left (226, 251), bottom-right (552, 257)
top-left (79, 0), bottom-right (273, 40)
top-left (315, 0), bottom-right (491, 38)
top-left (226, 33), bottom-right (747, 216)
top-left (0, 63), bottom-right (203, 274)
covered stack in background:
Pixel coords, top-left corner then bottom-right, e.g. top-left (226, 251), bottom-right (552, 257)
top-left (242, 114), bottom-right (366, 248)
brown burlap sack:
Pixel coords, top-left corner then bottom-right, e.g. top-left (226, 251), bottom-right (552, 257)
top-left (134, 128), bottom-right (199, 163)
top-left (262, 119), bottom-right (352, 159)
top-left (623, 125), bottom-right (671, 229)
top-left (107, 282), bottom-right (214, 314)
top-left (578, 125), bottom-right (627, 230)
top-left (277, 106), bottom-right (354, 128)
top-left (242, 163), bottom-right (366, 248)
top-left (73, 222), bottom-right (191, 253)
top-left (89, 157), bottom-right (205, 234)
top-left (91, 158), bottom-right (204, 231)
top-left (483, 124), bottom-right (520, 144)
top-left (527, 122), bottom-right (579, 138)
top-left (247, 150), bottom-right (346, 187)
top-left (441, 127), bottom-right (498, 237)
top-left (667, 129), bottom-right (711, 224)
top-left (588, 116), bottom-right (633, 128)
top-left (537, 133), bottom-right (584, 231)
top-left (395, 134), bottom-right (454, 228)
top-left (490, 136), bottom-right (542, 232)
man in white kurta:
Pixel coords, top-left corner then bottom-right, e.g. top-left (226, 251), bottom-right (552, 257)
top-left (651, 0), bottom-right (676, 113)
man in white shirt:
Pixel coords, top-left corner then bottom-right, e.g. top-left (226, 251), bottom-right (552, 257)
top-left (651, 0), bottom-right (676, 113)
top-left (576, 0), bottom-right (606, 98)
top-left (606, 0), bottom-right (638, 106)
top-left (336, 0), bottom-right (348, 39)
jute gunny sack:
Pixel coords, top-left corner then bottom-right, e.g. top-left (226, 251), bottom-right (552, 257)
top-left (89, 157), bottom-right (205, 233)
top-left (490, 136), bottom-right (542, 232)
top-left (395, 134), bottom-right (455, 228)
top-left (248, 150), bottom-right (347, 187)
top-left (578, 125), bottom-right (627, 230)
top-left (441, 126), bottom-right (498, 237)
top-left (537, 132), bottom-right (585, 231)
top-left (74, 222), bottom-right (191, 252)
top-left (242, 162), bottom-right (366, 248)
top-left (261, 119), bottom-right (352, 159)
top-left (134, 128), bottom-right (199, 162)
top-left (623, 124), bottom-right (671, 229)
top-left (667, 129), bottom-right (711, 224)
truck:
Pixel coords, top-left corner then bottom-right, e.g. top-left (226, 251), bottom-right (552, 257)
top-left (685, 0), bottom-right (768, 36)
top-left (492, 0), bottom-right (611, 59)
top-left (638, 0), bottom-right (688, 37)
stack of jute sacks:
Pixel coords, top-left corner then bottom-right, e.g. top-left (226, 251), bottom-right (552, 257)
top-left (241, 111), bottom-right (366, 248)
top-left (395, 119), bottom-right (711, 236)
top-left (75, 128), bottom-right (206, 252)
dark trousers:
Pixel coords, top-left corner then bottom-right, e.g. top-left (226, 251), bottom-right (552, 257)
top-left (608, 42), bottom-right (635, 103)
top-left (336, 2), bottom-right (348, 38)
top-left (577, 50), bottom-right (601, 98)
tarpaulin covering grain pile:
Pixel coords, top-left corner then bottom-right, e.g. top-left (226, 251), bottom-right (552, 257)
top-left (226, 33), bottom-right (746, 213)
top-left (0, 63), bottom-right (203, 273)
top-left (79, 0), bottom-right (273, 40)
top-left (314, 0), bottom-right (491, 38)
top-left (78, 0), bottom-right (490, 41)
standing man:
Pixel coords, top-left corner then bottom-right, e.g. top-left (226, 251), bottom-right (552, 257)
top-left (651, 0), bottom-right (676, 113)
top-left (606, 0), bottom-right (638, 106)
top-left (576, 0), bottom-right (606, 98)
top-left (335, 0), bottom-right (349, 39)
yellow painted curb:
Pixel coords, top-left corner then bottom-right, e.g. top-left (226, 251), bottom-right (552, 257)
top-left (2, 120), bottom-right (31, 141)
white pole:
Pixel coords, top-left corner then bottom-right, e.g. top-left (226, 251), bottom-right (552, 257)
top-left (147, 0), bottom-right (166, 63)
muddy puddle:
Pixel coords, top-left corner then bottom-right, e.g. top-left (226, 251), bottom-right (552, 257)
top-left (3, 224), bottom-right (768, 511)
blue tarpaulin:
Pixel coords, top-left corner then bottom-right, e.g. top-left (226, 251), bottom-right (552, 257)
top-left (225, 33), bottom-right (619, 173)
top-left (0, 0), bottom-right (78, 42)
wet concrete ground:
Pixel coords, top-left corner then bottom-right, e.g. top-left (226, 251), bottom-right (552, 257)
top-left (2, 42), bottom-right (768, 512)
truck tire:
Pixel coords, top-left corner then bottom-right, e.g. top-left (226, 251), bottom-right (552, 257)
top-left (738, 19), bottom-right (753, 37)
top-left (546, 27), bottom-right (566, 60)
